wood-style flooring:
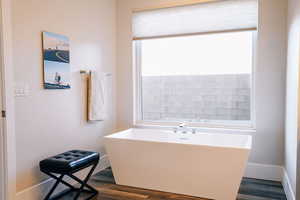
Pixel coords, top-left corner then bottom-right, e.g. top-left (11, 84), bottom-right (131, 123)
top-left (59, 168), bottom-right (287, 200)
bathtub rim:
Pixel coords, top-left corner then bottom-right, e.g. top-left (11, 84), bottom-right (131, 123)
top-left (105, 128), bottom-right (252, 150)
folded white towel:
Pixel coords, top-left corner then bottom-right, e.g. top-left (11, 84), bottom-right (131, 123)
top-left (88, 71), bottom-right (106, 121)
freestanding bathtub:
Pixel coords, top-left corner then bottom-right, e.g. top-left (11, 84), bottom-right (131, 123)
top-left (104, 128), bottom-right (252, 200)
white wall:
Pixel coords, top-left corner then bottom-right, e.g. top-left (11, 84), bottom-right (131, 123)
top-left (12, 0), bottom-right (116, 193)
top-left (285, 0), bottom-right (300, 197)
top-left (116, 0), bottom-right (287, 166)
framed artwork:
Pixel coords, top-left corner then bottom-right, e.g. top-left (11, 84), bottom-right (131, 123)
top-left (42, 31), bottom-right (71, 89)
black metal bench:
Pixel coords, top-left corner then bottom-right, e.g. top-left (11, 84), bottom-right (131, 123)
top-left (40, 150), bottom-right (99, 200)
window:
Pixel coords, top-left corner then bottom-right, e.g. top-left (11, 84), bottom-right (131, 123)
top-left (133, 0), bottom-right (258, 128)
top-left (135, 31), bottom-right (255, 127)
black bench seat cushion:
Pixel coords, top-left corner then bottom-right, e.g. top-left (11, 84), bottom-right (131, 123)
top-left (40, 150), bottom-right (100, 174)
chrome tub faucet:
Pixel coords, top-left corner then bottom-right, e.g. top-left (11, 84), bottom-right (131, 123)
top-left (173, 123), bottom-right (197, 134)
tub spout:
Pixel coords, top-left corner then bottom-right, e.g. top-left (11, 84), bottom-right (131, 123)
top-left (174, 123), bottom-right (189, 134)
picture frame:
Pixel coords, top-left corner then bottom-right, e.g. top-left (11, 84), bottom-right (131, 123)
top-left (42, 31), bottom-right (71, 89)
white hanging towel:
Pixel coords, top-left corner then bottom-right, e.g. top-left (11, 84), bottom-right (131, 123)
top-left (87, 71), bottom-right (106, 121)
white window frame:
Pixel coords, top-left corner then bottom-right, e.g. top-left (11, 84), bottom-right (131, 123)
top-left (133, 31), bottom-right (257, 130)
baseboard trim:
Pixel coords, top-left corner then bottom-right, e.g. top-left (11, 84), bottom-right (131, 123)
top-left (16, 155), bottom-right (110, 200)
top-left (244, 162), bottom-right (283, 181)
top-left (282, 169), bottom-right (296, 200)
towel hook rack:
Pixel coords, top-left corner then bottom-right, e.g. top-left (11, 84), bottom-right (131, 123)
top-left (80, 70), bottom-right (91, 74)
top-left (80, 70), bottom-right (112, 77)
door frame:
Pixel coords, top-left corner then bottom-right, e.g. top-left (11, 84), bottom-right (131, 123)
top-left (0, 0), bottom-right (16, 199)
top-left (0, 52), bottom-right (5, 200)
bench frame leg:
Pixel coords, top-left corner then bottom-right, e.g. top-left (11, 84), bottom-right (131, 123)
top-left (41, 161), bottom-right (99, 200)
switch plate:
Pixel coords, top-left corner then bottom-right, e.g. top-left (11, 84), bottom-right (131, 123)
top-left (14, 82), bottom-right (29, 97)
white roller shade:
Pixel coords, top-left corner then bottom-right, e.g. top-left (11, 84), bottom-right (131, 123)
top-left (132, 0), bottom-right (258, 40)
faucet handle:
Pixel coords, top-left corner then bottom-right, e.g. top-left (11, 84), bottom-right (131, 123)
top-left (173, 127), bottom-right (177, 133)
top-left (179, 122), bottom-right (186, 127)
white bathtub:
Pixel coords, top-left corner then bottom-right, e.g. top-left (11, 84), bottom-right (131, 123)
top-left (104, 128), bottom-right (252, 200)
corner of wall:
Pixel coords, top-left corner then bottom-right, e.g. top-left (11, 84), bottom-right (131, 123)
top-left (283, 168), bottom-right (296, 200)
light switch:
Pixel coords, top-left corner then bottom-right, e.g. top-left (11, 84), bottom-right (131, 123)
top-left (14, 82), bottom-right (29, 97)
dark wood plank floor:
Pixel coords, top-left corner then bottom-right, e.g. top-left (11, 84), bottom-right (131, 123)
top-left (60, 168), bottom-right (287, 200)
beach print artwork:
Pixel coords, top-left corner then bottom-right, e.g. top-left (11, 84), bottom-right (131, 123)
top-left (42, 31), bottom-right (71, 89)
